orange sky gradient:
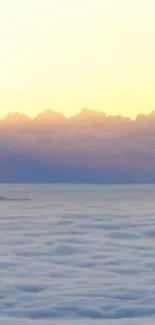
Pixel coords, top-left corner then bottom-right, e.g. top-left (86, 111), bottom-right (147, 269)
top-left (0, 0), bottom-right (155, 119)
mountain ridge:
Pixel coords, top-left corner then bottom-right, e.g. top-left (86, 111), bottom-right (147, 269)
top-left (1, 108), bottom-right (155, 122)
top-left (0, 108), bottom-right (155, 183)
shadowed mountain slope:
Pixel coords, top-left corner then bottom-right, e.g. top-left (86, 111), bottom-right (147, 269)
top-left (0, 109), bottom-right (155, 183)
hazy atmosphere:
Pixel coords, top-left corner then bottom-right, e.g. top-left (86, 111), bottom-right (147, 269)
top-left (1, 1), bottom-right (155, 324)
top-left (0, 0), bottom-right (155, 118)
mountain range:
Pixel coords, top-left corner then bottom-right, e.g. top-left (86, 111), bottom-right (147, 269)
top-left (0, 109), bottom-right (155, 183)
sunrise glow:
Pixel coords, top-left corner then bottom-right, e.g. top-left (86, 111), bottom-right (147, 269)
top-left (0, 0), bottom-right (155, 118)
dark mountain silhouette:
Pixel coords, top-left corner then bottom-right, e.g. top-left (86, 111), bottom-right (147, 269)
top-left (0, 109), bottom-right (155, 183)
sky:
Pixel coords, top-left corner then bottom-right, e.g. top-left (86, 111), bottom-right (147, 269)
top-left (0, 0), bottom-right (155, 118)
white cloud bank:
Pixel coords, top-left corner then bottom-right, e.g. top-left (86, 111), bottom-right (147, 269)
top-left (0, 184), bottom-right (155, 324)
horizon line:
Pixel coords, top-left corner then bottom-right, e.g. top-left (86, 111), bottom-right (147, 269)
top-left (1, 108), bottom-right (155, 121)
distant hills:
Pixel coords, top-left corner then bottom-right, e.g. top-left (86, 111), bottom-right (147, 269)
top-left (0, 109), bottom-right (155, 183)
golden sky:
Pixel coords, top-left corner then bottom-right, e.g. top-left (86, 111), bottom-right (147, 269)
top-left (0, 0), bottom-right (155, 118)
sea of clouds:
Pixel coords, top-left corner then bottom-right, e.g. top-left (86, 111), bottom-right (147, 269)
top-left (0, 184), bottom-right (155, 324)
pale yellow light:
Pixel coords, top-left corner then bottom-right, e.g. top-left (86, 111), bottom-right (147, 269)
top-left (0, 0), bottom-right (155, 118)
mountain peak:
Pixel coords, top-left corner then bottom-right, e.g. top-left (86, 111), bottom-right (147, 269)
top-left (81, 108), bottom-right (106, 116)
top-left (71, 109), bottom-right (106, 122)
top-left (34, 109), bottom-right (66, 122)
top-left (149, 110), bottom-right (155, 117)
top-left (5, 112), bottom-right (30, 123)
